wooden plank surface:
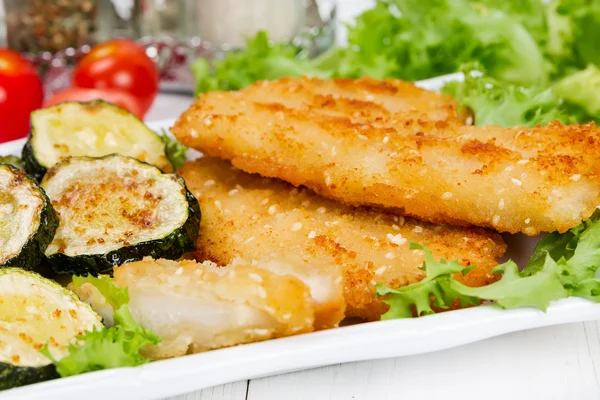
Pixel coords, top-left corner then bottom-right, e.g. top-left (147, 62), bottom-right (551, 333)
top-left (247, 322), bottom-right (600, 400)
top-left (167, 381), bottom-right (248, 400)
top-left (164, 322), bottom-right (600, 400)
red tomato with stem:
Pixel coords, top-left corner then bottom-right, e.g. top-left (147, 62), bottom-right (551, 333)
top-left (73, 39), bottom-right (159, 114)
top-left (44, 88), bottom-right (145, 119)
top-left (0, 48), bottom-right (43, 143)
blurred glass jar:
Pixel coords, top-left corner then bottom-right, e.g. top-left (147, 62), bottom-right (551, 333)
top-left (2, 0), bottom-right (140, 54)
top-left (140, 0), bottom-right (336, 50)
top-left (193, 0), bottom-right (306, 47)
top-left (140, 0), bottom-right (184, 40)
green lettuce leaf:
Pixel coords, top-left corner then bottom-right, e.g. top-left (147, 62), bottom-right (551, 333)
top-left (378, 211), bottom-right (600, 319)
top-left (477, 0), bottom-right (548, 45)
top-left (42, 275), bottom-right (160, 377)
top-left (530, 210), bottom-right (600, 298)
top-left (559, 212), bottom-right (600, 287)
top-left (347, 0), bottom-right (547, 85)
top-left (522, 229), bottom-right (579, 276)
top-left (443, 64), bottom-right (600, 127)
top-left (192, 31), bottom-right (332, 95)
top-left (552, 64), bottom-right (600, 120)
top-left (376, 243), bottom-right (479, 319)
top-left (450, 256), bottom-right (568, 311)
top-left (556, 0), bottom-right (600, 68)
top-left (191, 0), bottom-right (555, 93)
top-left (525, 211), bottom-right (600, 277)
top-left (189, 0), bottom-right (600, 93)
top-left (542, 0), bottom-right (600, 76)
top-left (570, 278), bottom-right (600, 301)
top-left (71, 274), bottom-right (129, 309)
top-left (573, 7), bottom-right (600, 67)
top-left (442, 65), bottom-right (574, 128)
top-left (545, 0), bottom-right (578, 77)
top-left (159, 129), bottom-right (188, 170)
top-left (442, 64), bottom-right (575, 127)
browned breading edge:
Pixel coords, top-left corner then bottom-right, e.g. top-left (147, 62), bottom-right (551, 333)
top-left (173, 76), bottom-right (600, 235)
top-left (179, 158), bottom-right (506, 321)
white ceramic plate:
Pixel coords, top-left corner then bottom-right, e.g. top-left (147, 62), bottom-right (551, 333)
top-left (3, 73), bottom-right (600, 400)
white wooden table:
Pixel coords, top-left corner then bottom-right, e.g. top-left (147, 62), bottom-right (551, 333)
top-left (144, 1), bottom-right (600, 398)
top-left (163, 322), bottom-right (600, 400)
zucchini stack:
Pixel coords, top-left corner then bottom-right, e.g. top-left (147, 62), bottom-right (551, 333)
top-left (0, 101), bottom-right (201, 390)
top-left (15, 100), bottom-right (201, 275)
top-left (0, 164), bottom-right (101, 390)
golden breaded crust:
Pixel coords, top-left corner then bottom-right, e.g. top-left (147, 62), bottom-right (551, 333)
top-left (236, 76), bottom-right (464, 122)
top-left (173, 76), bottom-right (600, 235)
top-left (179, 158), bottom-right (506, 321)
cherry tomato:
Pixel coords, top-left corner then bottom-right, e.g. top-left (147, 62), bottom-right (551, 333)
top-left (0, 48), bottom-right (43, 143)
top-left (73, 39), bottom-right (159, 114)
top-left (44, 88), bottom-right (145, 119)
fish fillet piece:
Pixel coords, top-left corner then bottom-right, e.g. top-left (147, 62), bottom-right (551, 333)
top-left (231, 76), bottom-right (464, 122)
top-left (179, 158), bottom-right (506, 321)
top-left (74, 257), bottom-right (317, 359)
top-left (172, 76), bottom-right (600, 235)
top-left (229, 254), bottom-right (345, 330)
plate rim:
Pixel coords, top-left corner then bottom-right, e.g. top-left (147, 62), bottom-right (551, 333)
top-left (5, 298), bottom-right (600, 400)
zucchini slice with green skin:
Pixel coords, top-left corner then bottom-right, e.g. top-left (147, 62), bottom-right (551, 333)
top-left (0, 155), bottom-right (25, 171)
top-left (0, 268), bottom-right (102, 390)
top-left (0, 164), bottom-right (58, 271)
top-left (42, 155), bottom-right (201, 276)
top-left (22, 101), bottom-right (173, 181)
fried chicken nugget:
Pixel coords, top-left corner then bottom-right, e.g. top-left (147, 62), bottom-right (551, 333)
top-left (173, 76), bottom-right (600, 235)
top-left (179, 158), bottom-right (506, 321)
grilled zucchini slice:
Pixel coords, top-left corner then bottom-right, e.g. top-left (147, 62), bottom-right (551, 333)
top-left (0, 155), bottom-right (25, 171)
top-left (0, 164), bottom-right (58, 271)
top-left (0, 268), bottom-right (102, 390)
top-left (22, 101), bottom-right (173, 181)
top-left (41, 155), bottom-right (201, 276)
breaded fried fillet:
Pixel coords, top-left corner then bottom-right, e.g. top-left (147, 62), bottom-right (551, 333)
top-left (73, 257), bottom-right (317, 359)
top-left (223, 76), bottom-right (463, 122)
top-left (179, 158), bottom-right (506, 321)
top-left (172, 76), bottom-right (600, 235)
top-left (229, 254), bottom-right (345, 330)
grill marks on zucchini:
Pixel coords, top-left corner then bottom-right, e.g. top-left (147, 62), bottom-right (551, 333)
top-left (42, 155), bottom-right (201, 276)
top-left (0, 268), bottom-right (102, 390)
top-left (23, 101), bottom-right (173, 181)
top-left (0, 165), bottom-right (58, 271)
